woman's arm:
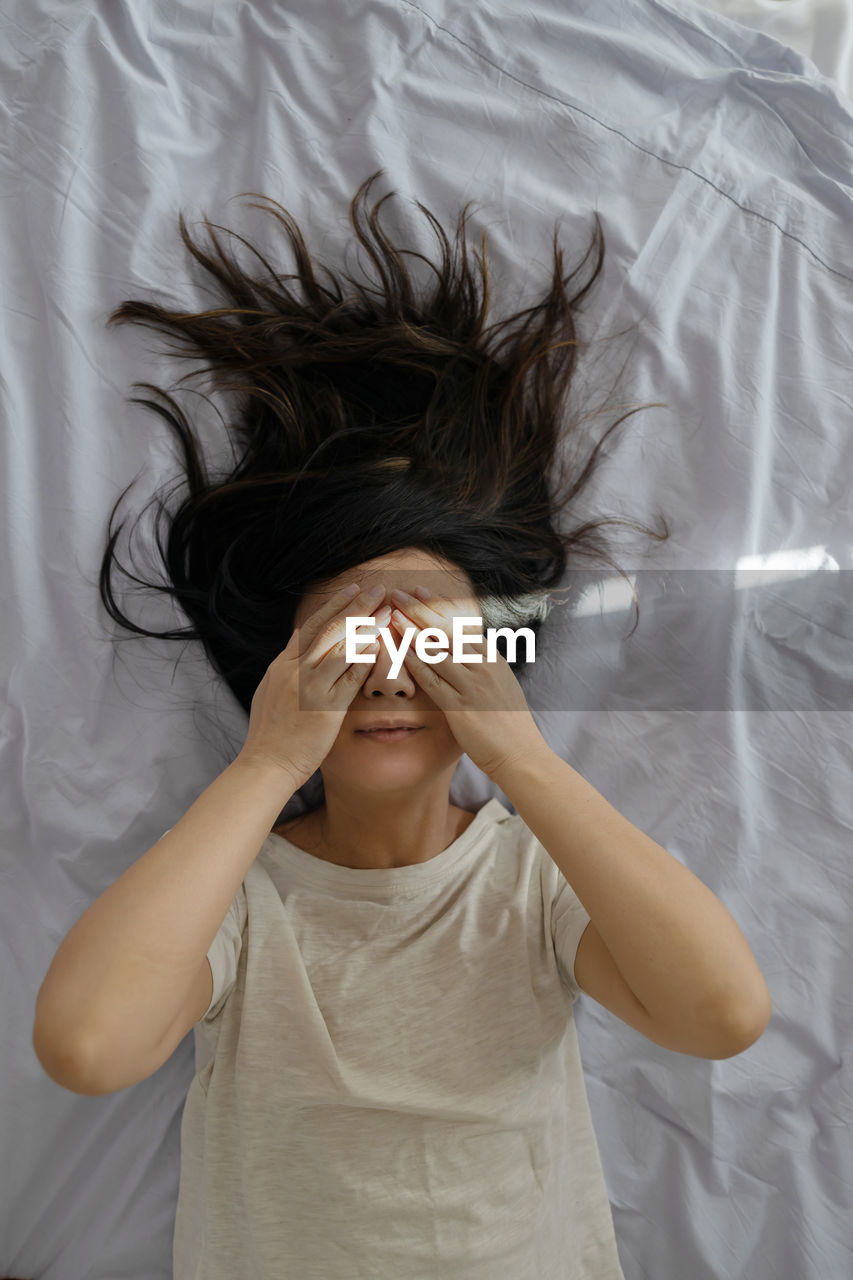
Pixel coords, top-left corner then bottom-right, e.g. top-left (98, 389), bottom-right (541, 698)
top-left (33, 756), bottom-right (299, 1090)
top-left (493, 747), bottom-right (772, 1058)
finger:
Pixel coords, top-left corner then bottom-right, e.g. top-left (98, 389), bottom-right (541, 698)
top-left (392, 587), bottom-right (480, 636)
top-left (396, 627), bottom-right (450, 699)
top-left (294, 582), bottom-right (360, 647)
top-left (396, 609), bottom-right (488, 694)
top-left (395, 611), bottom-right (480, 694)
top-left (300, 632), bottom-right (380, 710)
top-left (389, 587), bottom-right (436, 622)
top-left (313, 603), bottom-right (389, 672)
top-left (308, 629), bottom-right (381, 698)
top-left (390, 599), bottom-right (485, 659)
top-left (304, 586), bottom-right (387, 661)
top-left (333, 636), bottom-right (382, 694)
top-left (413, 583), bottom-right (480, 616)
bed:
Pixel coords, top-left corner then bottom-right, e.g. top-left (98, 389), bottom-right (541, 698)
top-left (2, 0), bottom-right (851, 1276)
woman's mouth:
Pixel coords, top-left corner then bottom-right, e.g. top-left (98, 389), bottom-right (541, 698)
top-left (355, 727), bottom-right (424, 743)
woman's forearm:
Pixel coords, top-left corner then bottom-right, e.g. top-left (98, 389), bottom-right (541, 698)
top-left (493, 746), bottom-right (772, 1041)
top-left (34, 755), bottom-right (298, 1080)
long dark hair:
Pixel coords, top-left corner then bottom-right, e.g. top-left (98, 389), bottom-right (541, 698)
top-left (98, 171), bottom-right (669, 720)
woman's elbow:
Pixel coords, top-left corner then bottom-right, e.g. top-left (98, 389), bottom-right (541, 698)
top-left (714, 985), bottom-right (773, 1058)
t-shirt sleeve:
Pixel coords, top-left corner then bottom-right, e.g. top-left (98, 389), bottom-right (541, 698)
top-left (551, 867), bottom-right (592, 1004)
top-left (157, 826), bottom-right (247, 1022)
top-left (203, 883), bottom-right (248, 1021)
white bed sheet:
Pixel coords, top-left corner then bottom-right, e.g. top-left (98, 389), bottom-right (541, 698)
top-left (2, 1), bottom-right (851, 1277)
top-left (694, 0), bottom-right (853, 103)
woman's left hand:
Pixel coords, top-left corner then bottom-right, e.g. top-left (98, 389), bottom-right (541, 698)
top-left (386, 584), bottom-right (548, 780)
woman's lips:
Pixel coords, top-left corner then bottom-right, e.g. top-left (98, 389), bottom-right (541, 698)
top-left (355, 727), bottom-right (424, 742)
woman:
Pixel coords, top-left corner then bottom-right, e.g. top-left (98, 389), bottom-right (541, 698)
top-left (58, 174), bottom-right (771, 1277)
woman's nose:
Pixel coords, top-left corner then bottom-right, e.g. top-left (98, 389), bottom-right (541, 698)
top-left (361, 615), bottom-right (416, 694)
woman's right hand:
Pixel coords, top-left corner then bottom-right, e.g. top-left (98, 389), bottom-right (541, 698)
top-left (237, 582), bottom-right (390, 788)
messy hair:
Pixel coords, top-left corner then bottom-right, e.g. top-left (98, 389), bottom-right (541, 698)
top-left (98, 171), bottom-right (669, 719)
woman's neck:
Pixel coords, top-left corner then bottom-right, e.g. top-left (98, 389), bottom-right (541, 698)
top-left (273, 801), bottom-right (475, 869)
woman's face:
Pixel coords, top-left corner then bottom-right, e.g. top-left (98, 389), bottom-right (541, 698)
top-left (293, 548), bottom-right (476, 795)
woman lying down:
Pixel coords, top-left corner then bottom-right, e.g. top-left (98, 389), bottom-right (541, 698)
top-left (34, 174), bottom-right (772, 1280)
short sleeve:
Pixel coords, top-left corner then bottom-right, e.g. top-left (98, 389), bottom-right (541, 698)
top-left (156, 826), bottom-right (248, 1021)
top-left (551, 869), bottom-right (592, 1004)
top-left (204, 883), bottom-right (248, 1021)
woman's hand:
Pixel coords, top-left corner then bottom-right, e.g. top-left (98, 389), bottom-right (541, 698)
top-left (387, 584), bottom-right (548, 779)
top-left (238, 582), bottom-right (388, 788)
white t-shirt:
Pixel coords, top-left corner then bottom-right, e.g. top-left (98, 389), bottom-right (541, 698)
top-left (172, 796), bottom-right (626, 1280)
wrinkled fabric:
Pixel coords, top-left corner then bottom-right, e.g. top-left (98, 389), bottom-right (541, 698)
top-left (4, 1), bottom-right (852, 1278)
